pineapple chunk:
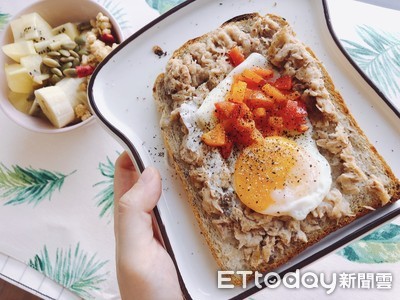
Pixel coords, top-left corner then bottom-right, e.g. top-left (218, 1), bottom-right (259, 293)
top-left (2, 40), bottom-right (37, 62)
top-left (10, 12), bottom-right (53, 42)
top-left (52, 23), bottom-right (79, 40)
top-left (5, 63), bottom-right (34, 93)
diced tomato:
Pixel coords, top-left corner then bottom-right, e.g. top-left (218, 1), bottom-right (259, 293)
top-left (262, 83), bottom-right (287, 103)
top-left (245, 90), bottom-right (274, 109)
top-left (228, 46), bottom-right (245, 66)
top-left (220, 139), bottom-right (233, 159)
top-left (252, 107), bottom-right (267, 119)
top-left (268, 116), bottom-right (284, 130)
top-left (209, 66), bottom-right (307, 158)
top-left (242, 69), bottom-right (264, 84)
top-left (201, 123), bottom-right (227, 147)
top-left (273, 75), bottom-right (293, 90)
top-left (278, 100), bottom-right (308, 132)
top-left (253, 67), bottom-right (274, 79)
top-left (285, 91), bottom-right (301, 101)
top-left (215, 101), bottom-right (251, 121)
top-left (229, 80), bottom-right (247, 102)
top-left (226, 118), bottom-right (263, 146)
top-left (227, 118), bottom-right (256, 146)
top-left (236, 75), bottom-right (262, 89)
top-left (215, 101), bottom-right (238, 120)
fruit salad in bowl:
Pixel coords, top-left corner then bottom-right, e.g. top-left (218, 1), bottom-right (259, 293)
top-left (0, 0), bottom-right (123, 133)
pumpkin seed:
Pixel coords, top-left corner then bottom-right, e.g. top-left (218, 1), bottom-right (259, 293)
top-left (40, 63), bottom-right (50, 74)
top-left (60, 56), bottom-right (75, 63)
top-left (51, 67), bottom-right (63, 77)
top-left (63, 68), bottom-right (78, 78)
top-left (43, 57), bottom-right (60, 68)
top-left (49, 74), bottom-right (62, 85)
top-left (61, 62), bottom-right (73, 71)
top-left (61, 41), bottom-right (77, 50)
top-left (59, 49), bottom-right (71, 57)
top-left (69, 50), bottom-right (79, 58)
top-left (77, 22), bottom-right (92, 31)
top-left (72, 58), bottom-right (80, 67)
top-left (47, 51), bottom-right (61, 58)
top-left (78, 49), bottom-right (89, 56)
top-left (74, 36), bottom-right (86, 46)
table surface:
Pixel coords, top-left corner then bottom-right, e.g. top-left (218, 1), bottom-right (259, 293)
top-left (0, 0), bottom-right (399, 299)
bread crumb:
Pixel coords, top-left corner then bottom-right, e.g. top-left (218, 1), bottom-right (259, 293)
top-left (152, 45), bottom-right (167, 58)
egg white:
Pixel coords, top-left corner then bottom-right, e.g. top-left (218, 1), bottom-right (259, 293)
top-left (195, 53), bottom-right (269, 130)
top-left (258, 125), bottom-right (332, 220)
top-left (178, 53), bottom-right (332, 220)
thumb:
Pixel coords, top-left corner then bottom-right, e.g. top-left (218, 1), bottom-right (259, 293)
top-left (115, 166), bottom-right (161, 251)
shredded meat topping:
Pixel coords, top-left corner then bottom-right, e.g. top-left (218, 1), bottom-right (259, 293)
top-left (161, 14), bottom-right (391, 270)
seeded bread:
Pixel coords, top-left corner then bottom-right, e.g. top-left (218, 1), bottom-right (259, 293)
top-left (153, 13), bottom-right (400, 284)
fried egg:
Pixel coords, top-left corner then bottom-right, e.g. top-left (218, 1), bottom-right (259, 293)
top-left (233, 131), bottom-right (332, 220)
top-left (179, 53), bottom-right (332, 220)
top-left (195, 53), bottom-right (269, 130)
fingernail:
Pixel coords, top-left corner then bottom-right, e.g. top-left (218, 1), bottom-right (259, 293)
top-left (139, 167), bottom-right (155, 184)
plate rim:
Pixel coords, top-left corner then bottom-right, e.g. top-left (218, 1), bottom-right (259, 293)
top-left (88, 0), bottom-right (400, 299)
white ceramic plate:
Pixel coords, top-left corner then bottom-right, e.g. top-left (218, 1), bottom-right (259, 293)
top-left (88, 0), bottom-right (400, 299)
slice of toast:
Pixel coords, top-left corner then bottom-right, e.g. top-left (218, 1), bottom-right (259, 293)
top-left (153, 13), bottom-right (400, 284)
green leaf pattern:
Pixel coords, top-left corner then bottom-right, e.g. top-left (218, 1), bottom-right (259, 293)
top-left (337, 224), bottom-right (400, 263)
top-left (0, 12), bottom-right (10, 30)
top-left (93, 155), bottom-right (116, 219)
top-left (145, 0), bottom-right (186, 14)
top-left (0, 164), bottom-right (75, 206)
top-left (342, 25), bottom-right (400, 99)
top-left (28, 243), bottom-right (109, 299)
top-left (96, 0), bottom-right (130, 29)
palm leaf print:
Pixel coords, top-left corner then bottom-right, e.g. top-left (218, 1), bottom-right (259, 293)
top-left (96, 0), bottom-right (129, 29)
top-left (341, 25), bottom-right (400, 98)
top-left (0, 164), bottom-right (75, 206)
top-left (0, 12), bottom-right (10, 30)
top-left (337, 223), bottom-right (400, 263)
top-left (146, 0), bottom-right (186, 14)
top-left (29, 243), bottom-right (109, 299)
top-left (93, 156), bottom-right (115, 219)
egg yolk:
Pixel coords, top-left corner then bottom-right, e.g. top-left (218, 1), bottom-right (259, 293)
top-left (233, 136), bottom-right (304, 213)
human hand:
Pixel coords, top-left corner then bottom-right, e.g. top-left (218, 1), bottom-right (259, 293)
top-left (114, 152), bottom-right (182, 300)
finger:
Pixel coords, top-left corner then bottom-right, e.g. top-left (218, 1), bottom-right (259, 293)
top-left (114, 151), bottom-right (139, 202)
top-left (115, 166), bottom-right (162, 252)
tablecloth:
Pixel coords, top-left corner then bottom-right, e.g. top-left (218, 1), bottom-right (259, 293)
top-left (0, 0), bottom-right (399, 299)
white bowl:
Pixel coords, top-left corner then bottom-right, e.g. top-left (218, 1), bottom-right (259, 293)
top-left (0, 0), bottom-right (123, 133)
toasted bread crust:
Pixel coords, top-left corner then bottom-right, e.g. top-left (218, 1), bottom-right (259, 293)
top-left (153, 13), bottom-right (400, 285)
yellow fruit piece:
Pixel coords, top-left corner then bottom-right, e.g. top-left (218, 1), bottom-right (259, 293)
top-left (5, 63), bottom-right (34, 94)
top-left (2, 40), bottom-right (36, 63)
